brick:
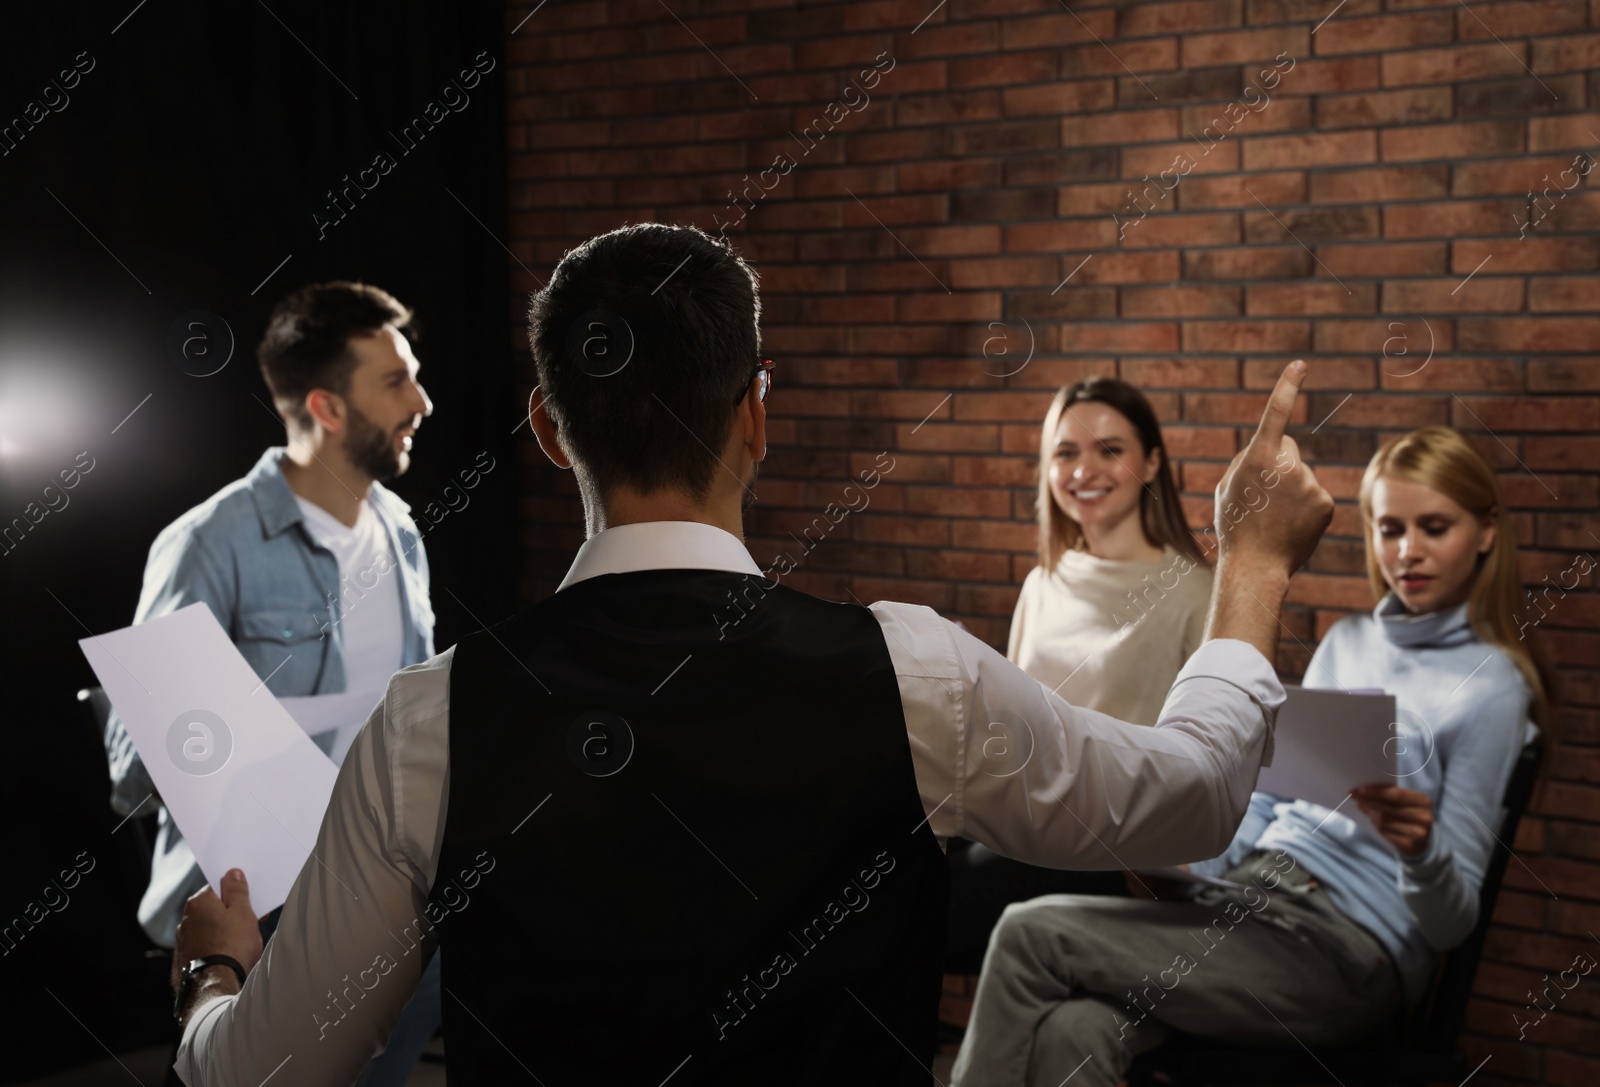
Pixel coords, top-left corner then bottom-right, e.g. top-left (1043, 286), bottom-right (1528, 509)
top-left (1316, 87), bottom-right (1454, 130)
top-left (1453, 154), bottom-right (1599, 197)
top-left (1017, 284), bottom-right (1120, 318)
top-left (1184, 246), bottom-right (1312, 280)
top-left (1313, 12), bottom-right (1455, 56)
top-left (1530, 359), bottom-right (1600, 389)
top-left (1244, 205), bottom-right (1381, 244)
top-left (1122, 285), bottom-right (1244, 317)
top-left (1121, 1), bottom-right (1245, 36)
top-left (1315, 241), bottom-right (1450, 277)
top-left (1530, 114), bottom-right (1600, 153)
top-left (897, 21), bottom-right (1002, 60)
top-left (1000, 10), bottom-right (1117, 50)
top-left (1246, 282), bottom-right (1378, 315)
top-left (950, 518), bottom-right (1037, 552)
top-left (1314, 318), bottom-right (1456, 355)
top-left (944, 255), bottom-right (1058, 288)
top-left (949, 50), bottom-right (1058, 89)
top-left (897, 90), bottom-right (1002, 127)
top-left (1381, 278), bottom-right (1526, 313)
top-left (1163, 423), bottom-right (1241, 457)
top-left (1381, 42), bottom-right (1529, 89)
top-left (1457, 75), bottom-right (1583, 120)
top-left (902, 485), bottom-right (1013, 518)
top-left (1243, 358), bottom-right (1376, 388)
top-left (1246, 0), bottom-right (1380, 23)
top-left (1005, 221), bottom-right (1121, 254)
top-left (1466, 0), bottom-right (1589, 40)
top-left (1120, 211), bottom-right (1243, 248)
top-left (1184, 389), bottom-right (1305, 425)
top-left (1178, 170), bottom-right (1306, 209)
top-left (952, 391), bottom-right (1060, 421)
top-left (953, 189), bottom-right (1056, 221)
top-left (1180, 25), bottom-right (1307, 67)
top-left (1383, 198), bottom-right (1524, 238)
top-left (1060, 321), bottom-right (1181, 352)
top-left (1450, 392), bottom-right (1600, 430)
top-left (1060, 180), bottom-right (1157, 215)
top-left (1283, 55), bottom-right (1381, 94)
top-left (1378, 120), bottom-right (1525, 162)
top-left (1061, 108), bottom-right (1179, 147)
top-left (950, 119), bottom-right (1063, 156)
top-left (905, 548), bottom-right (1012, 581)
top-left (898, 158), bottom-right (1003, 192)
top-left (1182, 320), bottom-right (1313, 353)
top-left (1312, 392), bottom-right (1450, 428)
top-left (1003, 149), bottom-right (1119, 186)
top-left (1242, 129), bottom-right (1378, 169)
top-left (1062, 38), bottom-right (1179, 80)
top-left (1454, 237), bottom-right (1600, 274)
top-left (1125, 139), bottom-right (1240, 176)
top-left (1066, 250), bottom-right (1183, 284)
top-left (1284, 573), bottom-right (1376, 609)
top-left (1119, 64), bottom-right (1237, 104)
top-left (1312, 164), bottom-right (1452, 204)
top-left (1120, 358), bottom-right (1241, 387)
top-left (1531, 31), bottom-right (1600, 72)
top-left (1003, 79), bottom-right (1119, 117)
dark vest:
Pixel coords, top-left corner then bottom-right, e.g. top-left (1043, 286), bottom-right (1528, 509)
top-left (429, 569), bottom-right (949, 1085)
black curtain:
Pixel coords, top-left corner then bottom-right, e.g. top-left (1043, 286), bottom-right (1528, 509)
top-left (0, 2), bottom-right (511, 1076)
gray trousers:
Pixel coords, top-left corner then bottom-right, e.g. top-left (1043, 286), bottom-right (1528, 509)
top-left (950, 849), bottom-right (1404, 1087)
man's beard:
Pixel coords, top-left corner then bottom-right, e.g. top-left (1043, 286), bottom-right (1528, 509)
top-left (345, 405), bottom-right (406, 482)
top-left (741, 458), bottom-right (760, 514)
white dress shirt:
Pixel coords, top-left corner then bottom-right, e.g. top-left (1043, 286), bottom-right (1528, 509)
top-left (177, 519), bottom-right (1283, 1085)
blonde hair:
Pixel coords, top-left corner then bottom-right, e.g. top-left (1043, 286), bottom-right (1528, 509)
top-left (1358, 426), bottom-right (1558, 748)
top-left (1035, 378), bottom-right (1207, 573)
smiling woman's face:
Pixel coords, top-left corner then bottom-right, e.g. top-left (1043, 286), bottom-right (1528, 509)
top-left (1369, 475), bottom-right (1496, 613)
top-left (1046, 401), bottom-right (1159, 534)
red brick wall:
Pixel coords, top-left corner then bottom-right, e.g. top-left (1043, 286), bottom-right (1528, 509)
top-left (503, 0), bottom-right (1600, 1079)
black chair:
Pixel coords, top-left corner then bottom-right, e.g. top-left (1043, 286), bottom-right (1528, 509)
top-left (1126, 739), bottom-right (1544, 1087)
top-left (79, 684), bottom-right (157, 886)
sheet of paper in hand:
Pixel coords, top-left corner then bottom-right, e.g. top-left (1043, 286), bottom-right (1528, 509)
top-left (280, 689), bottom-right (387, 767)
top-left (1256, 685), bottom-right (1399, 839)
top-left (78, 602), bottom-right (339, 915)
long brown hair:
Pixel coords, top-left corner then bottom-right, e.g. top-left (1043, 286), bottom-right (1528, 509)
top-left (1358, 426), bottom-right (1559, 749)
top-left (1035, 377), bottom-right (1207, 573)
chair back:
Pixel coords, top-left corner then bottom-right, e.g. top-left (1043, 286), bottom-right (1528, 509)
top-left (79, 685), bottom-right (155, 872)
top-left (1408, 738), bottom-right (1543, 1052)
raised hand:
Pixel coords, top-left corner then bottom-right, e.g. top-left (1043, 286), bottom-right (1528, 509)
top-left (1213, 360), bottom-right (1334, 582)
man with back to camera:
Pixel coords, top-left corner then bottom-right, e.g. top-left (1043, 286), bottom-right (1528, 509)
top-left (101, 281), bottom-right (444, 1085)
top-left (164, 224), bottom-right (1334, 1085)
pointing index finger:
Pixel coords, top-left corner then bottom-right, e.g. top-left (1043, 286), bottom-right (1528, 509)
top-left (1251, 359), bottom-right (1306, 450)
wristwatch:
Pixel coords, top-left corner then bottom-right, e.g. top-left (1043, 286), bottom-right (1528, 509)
top-left (173, 954), bottom-right (247, 1024)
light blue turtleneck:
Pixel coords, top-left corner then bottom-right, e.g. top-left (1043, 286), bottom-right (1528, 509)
top-left (1192, 591), bottom-right (1539, 1008)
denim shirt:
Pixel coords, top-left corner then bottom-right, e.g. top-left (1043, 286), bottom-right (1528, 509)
top-left (102, 446), bottom-right (435, 946)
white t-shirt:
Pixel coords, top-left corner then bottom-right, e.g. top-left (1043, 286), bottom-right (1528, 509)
top-left (294, 495), bottom-right (405, 746)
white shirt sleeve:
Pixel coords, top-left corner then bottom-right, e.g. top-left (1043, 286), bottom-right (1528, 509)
top-left (174, 649), bottom-right (455, 1086)
top-left (871, 601), bottom-right (1285, 870)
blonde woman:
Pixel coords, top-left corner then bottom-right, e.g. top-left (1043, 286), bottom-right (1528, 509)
top-left (952, 426), bottom-right (1557, 1087)
top-left (946, 377), bottom-right (1215, 973)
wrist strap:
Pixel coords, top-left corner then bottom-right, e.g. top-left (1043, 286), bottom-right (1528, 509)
top-left (194, 954), bottom-right (247, 986)
top-left (174, 954), bottom-right (247, 1024)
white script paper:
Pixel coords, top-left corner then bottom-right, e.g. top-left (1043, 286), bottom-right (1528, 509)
top-left (78, 602), bottom-right (340, 914)
top-left (1257, 685), bottom-right (1398, 839)
top-left (280, 689), bottom-right (386, 767)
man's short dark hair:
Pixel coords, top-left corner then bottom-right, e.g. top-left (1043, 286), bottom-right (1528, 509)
top-left (527, 223), bottom-right (761, 502)
top-left (258, 281), bottom-right (414, 431)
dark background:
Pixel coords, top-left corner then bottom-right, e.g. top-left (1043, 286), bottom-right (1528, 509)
top-left (0, 2), bottom-right (510, 1076)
